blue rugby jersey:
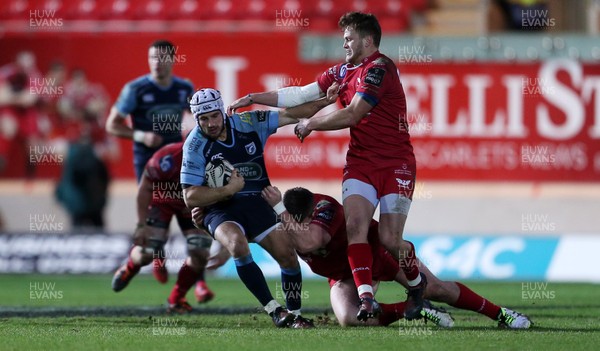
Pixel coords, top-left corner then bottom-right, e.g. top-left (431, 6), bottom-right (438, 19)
top-left (114, 74), bottom-right (193, 177)
top-left (181, 110), bottom-right (278, 197)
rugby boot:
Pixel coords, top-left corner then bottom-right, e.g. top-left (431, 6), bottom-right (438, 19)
top-left (270, 307), bottom-right (295, 328)
top-left (356, 296), bottom-right (382, 322)
top-left (194, 280), bottom-right (215, 303)
top-left (497, 307), bottom-right (532, 329)
top-left (166, 298), bottom-right (193, 314)
top-left (290, 315), bottom-right (315, 329)
top-left (111, 264), bottom-right (139, 292)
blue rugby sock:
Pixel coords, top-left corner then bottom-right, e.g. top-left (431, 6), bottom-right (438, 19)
top-left (281, 267), bottom-right (302, 311)
top-left (234, 254), bottom-right (273, 307)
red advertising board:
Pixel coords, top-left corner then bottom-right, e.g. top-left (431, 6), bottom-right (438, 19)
top-left (1, 32), bottom-right (598, 181)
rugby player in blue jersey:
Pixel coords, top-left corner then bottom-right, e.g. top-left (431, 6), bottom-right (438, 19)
top-left (105, 40), bottom-right (196, 293)
top-left (181, 88), bottom-right (336, 328)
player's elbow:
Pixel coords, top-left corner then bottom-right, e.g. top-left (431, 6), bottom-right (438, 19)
top-left (182, 188), bottom-right (198, 208)
top-left (105, 107), bottom-right (123, 135)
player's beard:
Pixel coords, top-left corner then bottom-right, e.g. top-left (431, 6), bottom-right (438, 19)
top-left (346, 45), bottom-right (363, 65)
top-left (202, 120), bottom-right (226, 141)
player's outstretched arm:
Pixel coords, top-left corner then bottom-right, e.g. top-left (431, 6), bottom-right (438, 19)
top-left (295, 93), bottom-right (372, 141)
top-left (227, 82), bottom-right (324, 114)
top-left (182, 169), bottom-right (244, 208)
top-left (277, 90), bottom-right (338, 127)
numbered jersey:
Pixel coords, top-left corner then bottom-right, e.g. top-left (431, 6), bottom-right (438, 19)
top-left (181, 110), bottom-right (279, 197)
top-left (317, 51), bottom-right (414, 170)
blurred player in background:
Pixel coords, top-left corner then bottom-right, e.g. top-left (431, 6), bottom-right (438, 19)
top-left (0, 51), bottom-right (46, 178)
top-left (261, 186), bottom-right (531, 329)
top-left (55, 68), bottom-right (115, 231)
top-left (105, 39), bottom-right (194, 284)
top-left (230, 12), bottom-right (425, 322)
top-left (111, 141), bottom-right (216, 311)
top-left (181, 88), bottom-right (335, 328)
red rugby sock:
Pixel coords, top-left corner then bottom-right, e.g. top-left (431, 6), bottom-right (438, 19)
top-left (126, 258), bottom-right (140, 273)
top-left (347, 243), bottom-right (374, 298)
top-left (168, 263), bottom-right (202, 304)
top-left (449, 282), bottom-right (501, 320)
top-left (378, 302), bottom-right (406, 326)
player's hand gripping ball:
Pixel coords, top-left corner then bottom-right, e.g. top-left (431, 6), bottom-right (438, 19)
top-left (205, 159), bottom-right (235, 188)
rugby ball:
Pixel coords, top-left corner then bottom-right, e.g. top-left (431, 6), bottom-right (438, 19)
top-left (205, 159), bottom-right (235, 188)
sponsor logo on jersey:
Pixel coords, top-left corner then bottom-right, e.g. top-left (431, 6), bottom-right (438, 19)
top-left (239, 112), bottom-right (253, 125)
top-left (245, 142), bottom-right (257, 155)
top-left (233, 162), bottom-right (263, 180)
top-left (364, 67), bottom-right (385, 87)
top-left (339, 65), bottom-right (348, 79)
top-left (314, 200), bottom-right (334, 222)
top-left (256, 110), bottom-right (267, 122)
top-left (159, 155), bottom-right (173, 172)
top-left (210, 153), bottom-right (224, 161)
top-left (372, 57), bottom-right (388, 66)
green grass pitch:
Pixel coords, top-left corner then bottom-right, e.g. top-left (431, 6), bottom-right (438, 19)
top-left (0, 274), bottom-right (599, 351)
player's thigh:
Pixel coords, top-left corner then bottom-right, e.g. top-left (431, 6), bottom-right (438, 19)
top-left (342, 176), bottom-right (377, 243)
top-left (377, 165), bottom-right (414, 245)
top-left (257, 226), bottom-right (298, 269)
top-left (145, 204), bottom-right (173, 243)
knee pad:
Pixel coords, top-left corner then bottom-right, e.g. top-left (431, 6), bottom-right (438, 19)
top-left (187, 234), bottom-right (212, 250)
top-left (142, 238), bottom-right (167, 258)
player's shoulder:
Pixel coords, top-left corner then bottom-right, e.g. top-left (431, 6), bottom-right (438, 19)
top-left (231, 110), bottom-right (271, 129)
top-left (183, 127), bottom-right (208, 155)
top-left (366, 53), bottom-right (396, 70)
top-left (314, 194), bottom-right (340, 208)
top-left (124, 74), bottom-right (151, 90)
top-left (172, 76), bottom-right (194, 90)
top-left (158, 141), bottom-right (184, 157)
top-left (311, 194), bottom-right (338, 224)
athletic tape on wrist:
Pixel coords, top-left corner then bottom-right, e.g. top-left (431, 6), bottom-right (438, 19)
top-left (273, 201), bottom-right (286, 215)
top-left (133, 130), bottom-right (145, 143)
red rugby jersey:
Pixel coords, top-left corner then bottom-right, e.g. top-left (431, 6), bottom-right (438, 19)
top-left (317, 51), bottom-right (415, 169)
top-left (298, 194), bottom-right (387, 281)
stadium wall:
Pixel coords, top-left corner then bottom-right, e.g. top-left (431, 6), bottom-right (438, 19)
top-left (1, 32), bottom-right (599, 181)
top-left (1, 231), bottom-right (599, 282)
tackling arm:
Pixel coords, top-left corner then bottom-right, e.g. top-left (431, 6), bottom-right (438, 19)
top-left (228, 82), bottom-right (324, 114)
top-left (295, 94), bottom-right (373, 142)
top-left (277, 94), bottom-right (337, 127)
top-left (307, 93), bottom-right (372, 131)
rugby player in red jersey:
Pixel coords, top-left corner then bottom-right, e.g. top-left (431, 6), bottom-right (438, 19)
top-left (111, 141), bottom-right (216, 312)
top-left (229, 12), bottom-right (424, 322)
top-left (260, 186), bottom-right (531, 329)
